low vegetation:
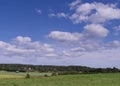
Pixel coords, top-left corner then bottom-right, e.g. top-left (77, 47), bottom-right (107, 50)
top-left (0, 64), bottom-right (119, 74)
top-left (0, 72), bottom-right (120, 86)
top-left (0, 64), bottom-right (120, 86)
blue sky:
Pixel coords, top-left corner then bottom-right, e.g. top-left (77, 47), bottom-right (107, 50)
top-left (0, 0), bottom-right (74, 41)
top-left (0, 0), bottom-right (120, 68)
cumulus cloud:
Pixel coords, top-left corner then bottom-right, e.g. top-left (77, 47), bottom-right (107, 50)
top-left (47, 24), bottom-right (109, 42)
top-left (47, 29), bottom-right (120, 57)
top-left (59, 45), bottom-right (120, 68)
top-left (61, 40), bottom-right (120, 66)
top-left (0, 36), bottom-right (56, 58)
top-left (48, 1), bottom-right (119, 42)
top-left (0, 36), bottom-right (120, 67)
top-left (105, 40), bottom-right (120, 48)
top-left (70, 2), bottom-right (120, 23)
top-left (12, 36), bottom-right (31, 45)
top-left (62, 50), bottom-right (84, 57)
top-left (50, 1), bottom-right (120, 24)
top-left (47, 31), bottom-right (82, 41)
top-left (71, 48), bottom-right (120, 68)
top-left (69, 0), bottom-right (81, 10)
top-left (84, 24), bottom-right (109, 38)
top-left (61, 41), bottom-right (101, 57)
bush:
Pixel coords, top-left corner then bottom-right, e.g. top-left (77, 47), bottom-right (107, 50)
top-left (44, 74), bottom-right (49, 77)
top-left (51, 72), bottom-right (58, 76)
top-left (25, 73), bottom-right (30, 78)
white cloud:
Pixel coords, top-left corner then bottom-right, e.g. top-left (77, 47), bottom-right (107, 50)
top-left (69, 0), bottom-right (81, 10)
top-left (114, 25), bottom-right (120, 31)
top-left (69, 2), bottom-right (120, 23)
top-left (0, 36), bottom-right (120, 68)
top-left (70, 13), bottom-right (89, 24)
top-left (47, 25), bottom-right (109, 42)
top-left (49, 1), bottom-right (120, 24)
top-left (106, 40), bottom-right (120, 48)
top-left (47, 24), bottom-right (109, 49)
top-left (80, 41), bottom-right (102, 51)
top-left (35, 8), bottom-right (42, 15)
top-left (1, 47), bottom-right (120, 68)
top-left (60, 47), bottom-right (120, 67)
top-left (43, 44), bottom-right (55, 52)
top-left (59, 40), bottom-right (120, 67)
top-left (12, 36), bottom-right (31, 44)
top-left (113, 25), bottom-right (120, 36)
top-left (73, 48), bottom-right (120, 68)
top-left (57, 13), bottom-right (68, 18)
top-left (49, 13), bottom-right (68, 18)
top-left (70, 47), bottom-right (86, 52)
top-left (84, 24), bottom-right (109, 38)
top-left (61, 41), bottom-right (102, 55)
top-left (47, 31), bottom-right (81, 41)
top-left (45, 53), bottom-right (57, 57)
top-left (49, 13), bottom-right (56, 17)
top-left (0, 36), bottom-right (56, 58)
top-left (62, 50), bottom-right (84, 57)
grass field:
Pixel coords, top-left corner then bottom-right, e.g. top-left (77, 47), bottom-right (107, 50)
top-left (0, 71), bottom-right (52, 79)
top-left (0, 71), bottom-right (120, 86)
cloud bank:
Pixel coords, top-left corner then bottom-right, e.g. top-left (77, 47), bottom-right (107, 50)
top-left (0, 35), bottom-right (120, 68)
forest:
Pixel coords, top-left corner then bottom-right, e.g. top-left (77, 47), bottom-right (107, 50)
top-left (0, 64), bottom-right (119, 74)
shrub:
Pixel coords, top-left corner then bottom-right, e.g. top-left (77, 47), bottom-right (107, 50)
top-left (51, 72), bottom-right (58, 76)
top-left (25, 73), bottom-right (30, 78)
top-left (44, 74), bottom-right (49, 77)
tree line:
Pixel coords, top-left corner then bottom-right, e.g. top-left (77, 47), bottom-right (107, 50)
top-left (0, 64), bottom-right (119, 74)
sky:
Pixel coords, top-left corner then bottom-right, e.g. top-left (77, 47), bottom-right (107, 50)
top-left (0, 0), bottom-right (120, 68)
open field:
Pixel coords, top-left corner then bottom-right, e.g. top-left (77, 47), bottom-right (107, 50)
top-left (0, 71), bottom-right (120, 86)
top-left (0, 71), bottom-right (51, 79)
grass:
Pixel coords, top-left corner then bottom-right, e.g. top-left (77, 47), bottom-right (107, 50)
top-left (0, 71), bottom-right (51, 77)
top-left (0, 71), bottom-right (120, 86)
top-left (0, 75), bottom-right (24, 79)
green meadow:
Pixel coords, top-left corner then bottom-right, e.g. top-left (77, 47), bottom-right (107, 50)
top-left (0, 71), bottom-right (120, 86)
